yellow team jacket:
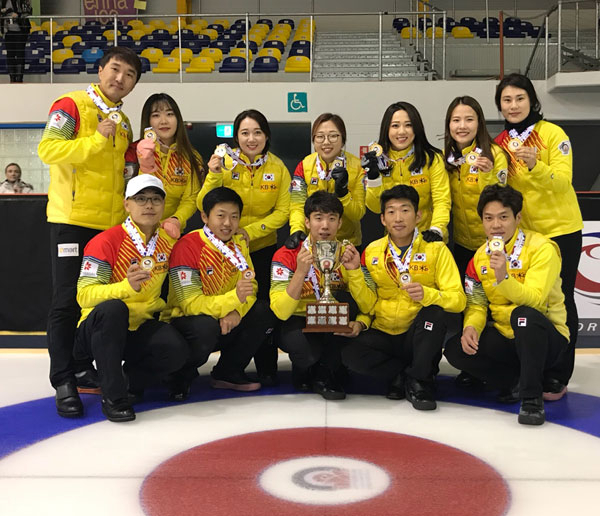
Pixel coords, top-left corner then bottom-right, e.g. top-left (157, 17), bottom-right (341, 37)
top-left (447, 142), bottom-right (508, 251)
top-left (495, 120), bottom-right (583, 238)
top-left (197, 150), bottom-right (291, 253)
top-left (77, 221), bottom-right (176, 330)
top-left (360, 234), bottom-right (466, 335)
top-left (289, 152), bottom-right (366, 246)
top-left (270, 240), bottom-right (377, 320)
top-left (464, 228), bottom-right (569, 340)
top-left (165, 230), bottom-right (256, 321)
top-left (365, 148), bottom-right (451, 237)
top-left (39, 84), bottom-right (133, 230)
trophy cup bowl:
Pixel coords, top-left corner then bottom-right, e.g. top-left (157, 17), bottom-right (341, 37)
top-left (303, 240), bottom-right (352, 333)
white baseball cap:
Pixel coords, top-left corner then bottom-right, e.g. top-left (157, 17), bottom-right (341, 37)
top-left (125, 174), bottom-right (166, 198)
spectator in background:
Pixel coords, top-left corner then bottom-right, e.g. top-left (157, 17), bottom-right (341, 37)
top-left (0, 162), bottom-right (33, 193)
top-left (0, 0), bottom-right (32, 83)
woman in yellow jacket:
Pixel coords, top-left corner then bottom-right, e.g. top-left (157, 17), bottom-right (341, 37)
top-left (287, 112), bottom-right (365, 249)
top-left (494, 74), bottom-right (583, 397)
top-left (362, 101), bottom-right (451, 243)
top-left (444, 95), bottom-right (508, 280)
top-left (132, 93), bottom-right (205, 239)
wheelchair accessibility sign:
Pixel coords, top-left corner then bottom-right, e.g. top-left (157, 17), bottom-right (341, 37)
top-left (288, 92), bottom-right (308, 112)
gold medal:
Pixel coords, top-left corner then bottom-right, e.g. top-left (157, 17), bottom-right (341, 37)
top-left (489, 236), bottom-right (504, 253)
top-left (243, 269), bottom-right (255, 280)
top-left (466, 152), bottom-right (478, 164)
top-left (108, 111), bottom-right (122, 124)
top-left (215, 144), bottom-right (228, 158)
top-left (141, 257), bottom-right (155, 271)
top-left (368, 142), bottom-right (383, 157)
top-left (332, 158), bottom-right (344, 169)
top-left (400, 272), bottom-right (412, 285)
top-left (144, 128), bottom-right (157, 142)
top-left (508, 138), bottom-right (522, 151)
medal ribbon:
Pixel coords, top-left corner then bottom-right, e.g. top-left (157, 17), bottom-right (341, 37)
top-left (508, 124), bottom-right (535, 145)
top-left (86, 85), bottom-right (122, 115)
top-left (381, 146), bottom-right (415, 170)
top-left (485, 229), bottom-right (525, 267)
top-left (124, 217), bottom-right (159, 257)
top-left (315, 154), bottom-right (346, 181)
top-left (387, 228), bottom-right (418, 277)
top-left (447, 146), bottom-right (482, 168)
top-left (203, 226), bottom-right (249, 273)
top-left (302, 238), bottom-right (321, 301)
top-left (225, 146), bottom-right (268, 169)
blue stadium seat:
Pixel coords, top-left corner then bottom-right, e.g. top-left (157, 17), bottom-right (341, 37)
top-left (24, 58), bottom-right (50, 74)
top-left (291, 40), bottom-right (310, 50)
top-left (237, 40), bottom-right (258, 54)
top-left (289, 47), bottom-right (310, 58)
top-left (503, 17), bottom-right (521, 29)
top-left (207, 23), bottom-right (224, 34)
top-left (218, 34), bottom-right (239, 44)
top-left (71, 41), bottom-right (92, 54)
top-left (179, 29), bottom-right (196, 40)
top-left (116, 34), bottom-right (134, 47)
top-left (393, 18), bottom-right (410, 30)
top-left (51, 41), bottom-right (65, 51)
top-left (82, 47), bottom-right (104, 64)
top-left (504, 26), bottom-right (525, 38)
top-left (139, 56), bottom-right (151, 73)
top-left (54, 30), bottom-right (69, 42)
top-left (131, 40), bottom-right (150, 54)
top-left (219, 56), bottom-right (246, 72)
top-left (69, 25), bottom-right (86, 35)
top-left (25, 46), bottom-right (44, 63)
top-left (459, 17), bottom-right (478, 29)
top-left (263, 40), bottom-right (284, 53)
top-left (29, 30), bottom-right (48, 39)
top-left (151, 29), bottom-right (170, 40)
top-left (183, 40), bottom-right (208, 53)
top-left (278, 18), bottom-right (295, 29)
top-left (85, 20), bottom-right (101, 27)
top-left (256, 18), bottom-right (273, 29)
top-left (159, 40), bottom-right (179, 53)
top-left (54, 57), bottom-right (86, 74)
top-left (211, 40), bottom-right (235, 53)
top-left (0, 49), bottom-right (7, 74)
top-left (234, 19), bottom-right (250, 27)
top-left (483, 16), bottom-right (500, 26)
top-left (252, 56), bottom-right (278, 73)
top-left (227, 29), bottom-right (244, 40)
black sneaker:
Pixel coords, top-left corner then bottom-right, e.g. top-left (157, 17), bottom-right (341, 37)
top-left (543, 378), bottom-right (567, 401)
top-left (101, 397), bottom-right (136, 423)
top-left (258, 373), bottom-right (280, 388)
top-left (518, 397), bottom-right (545, 426)
top-left (496, 383), bottom-right (520, 404)
top-left (386, 372), bottom-right (406, 400)
top-left (405, 377), bottom-right (437, 411)
top-left (292, 366), bottom-right (312, 392)
top-left (75, 368), bottom-right (102, 395)
top-left (312, 377), bottom-right (346, 401)
top-left (454, 371), bottom-right (485, 391)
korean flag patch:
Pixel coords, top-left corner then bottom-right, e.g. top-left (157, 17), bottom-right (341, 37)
top-left (263, 173), bottom-right (275, 182)
top-left (414, 253), bottom-right (426, 262)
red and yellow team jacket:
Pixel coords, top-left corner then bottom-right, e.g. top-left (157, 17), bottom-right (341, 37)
top-left (464, 228), bottom-right (569, 340)
top-left (270, 240), bottom-right (377, 321)
top-left (126, 140), bottom-right (203, 230)
top-left (495, 120), bottom-right (583, 238)
top-left (360, 234), bottom-right (466, 335)
top-left (77, 221), bottom-right (175, 330)
top-left (39, 84), bottom-right (133, 230)
top-left (365, 148), bottom-right (451, 237)
top-left (165, 230), bottom-right (256, 321)
top-left (197, 150), bottom-right (291, 253)
top-left (289, 152), bottom-right (366, 246)
top-left (447, 142), bottom-right (508, 251)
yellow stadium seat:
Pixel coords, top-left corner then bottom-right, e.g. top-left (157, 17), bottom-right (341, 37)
top-left (257, 47), bottom-right (282, 62)
top-left (426, 26), bottom-right (444, 38)
top-left (102, 29), bottom-right (120, 41)
top-left (298, 19), bottom-right (316, 30)
top-left (152, 57), bottom-right (180, 73)
top-left (52, 48), bottom-right (74, 64)
top-left (199, 28), bottom-right (218, 40)
top-left (165, 23), bottom-right (179, 34)
top-left (251, 24), bottom-right (270, 37)
top-left (400, 27), bottom-right (420, 39)
top-left (199, 47), bottom-right (223, 63)
top-left (29, 22), bottom-right (40, 33)
top-left (284, 55), bottom-right (310, 72)
top-left (62, 35), bottom-right (82, 48)
top-left (267, 33), bottom-right (288, 45)
top-left (213, 18), bottom-right (230, 29)
top-left (141, 24), bottom-right (155, 35)
top-left (149, 19), bottom-right (167, 29)
top-left (128, 19), bottom-right (145, 31)
top-left (451, 26), bottom-right (474, 38)
top-left (62, 20), bottom-right (79, 30)
top-left (141, 47), bottom-right (164, 64)
top-left (293, 32), bottom-right (312, 42)
top-left (186, 56), bottom-right (214, 73)
top-left (40, 20), bottom-right (58, 34)
top-left (128, 29), bottom-right (145, 41)
top-left (230, 47), bottom-right (252, 61)
top-left (243, 33), bottom-right (263, 46)
top-left (188, 19), bottom-right (208, 30)
top-left (170, 47), bottom-right (193, 63)
top-left (273, 23), bottom-right (292, 35)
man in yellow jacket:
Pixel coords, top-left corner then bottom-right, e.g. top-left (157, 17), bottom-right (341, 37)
top-left (38, 47), bottom-right (142, 418)
top-left (444, 184), bottom-right (568, 426)
top-left (342, 185), bottom-right (466, 411)
top-left (74, 175), bottom-right (188, 422)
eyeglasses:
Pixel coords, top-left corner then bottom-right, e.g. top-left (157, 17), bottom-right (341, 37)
top-left (131, 194), bottom-right (164, 206)
top-left (314, 133), bottom-right (341, 143)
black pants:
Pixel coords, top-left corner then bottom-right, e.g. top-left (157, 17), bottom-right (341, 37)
top-left (452, 243), bottom-right (475, 286)
top-left (170, 300), bottom-right (274, 383)
top-left (342, 305), bottom-right (447, 383)
top-left (74, 300), bottom-right (188, 400)
top-left (47, 223), bottom-right (101, 388)
top-left (547, 230), bottom-right (581, 384)
top-left (444, 306), bottom-right (567, 398)
top-left (5, 29), bottom-right (28, 82)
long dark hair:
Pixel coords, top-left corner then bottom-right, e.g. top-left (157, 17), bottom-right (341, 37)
top-left (444, 96), bottom-right (494, 172)
top-left (377, 101), bottom-right (440, 172)
top-left (140, 93), bottom-right (205, 184)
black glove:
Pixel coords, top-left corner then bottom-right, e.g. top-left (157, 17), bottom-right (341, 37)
top-left (285, 230), bottom-right (307, 249)
top-left (331, 166), bottom-right (349, 197)
top-left (421, 229), bottom-right (443, 242)
top-left (361, 151), bottom-right (381, 180)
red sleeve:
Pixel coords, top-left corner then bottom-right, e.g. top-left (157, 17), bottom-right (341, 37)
top-left (82, 226), bottom-right (123, 268)
top-left (494, 129), bottom-right (509, 146)
top-left (293, 160), bottom-right (305, 179)
top-left (360, 248), bottom-right (367, 267)
top-left (48, 97), bottom-right (81, 134)
top-left (271, 245), bottom-right (298, 272)
top-left (465, 257), bottom-right (480, 282)
top-left (169, 232), bottom-right (203, 270)
top-left (125, 140), bottom-right (140, 164)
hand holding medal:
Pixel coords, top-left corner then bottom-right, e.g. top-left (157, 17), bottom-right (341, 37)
top-left (512, 145), bottom-right (538, 170)
top-left (488, 235), bottom-right (508, 283)
top-left (108, 112), bottom-right (122, 147)
top-left (127, 259), bottom-right (151, 292)
top-left (209, 144), bottom-right (229, 174)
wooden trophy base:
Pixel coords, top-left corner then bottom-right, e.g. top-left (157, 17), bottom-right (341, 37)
top-left (303, 302), bottom-right (352, 333)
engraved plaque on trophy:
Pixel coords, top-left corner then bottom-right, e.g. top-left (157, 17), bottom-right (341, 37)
top-left (303, 240), bottom-right (352, 333)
